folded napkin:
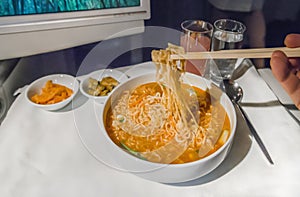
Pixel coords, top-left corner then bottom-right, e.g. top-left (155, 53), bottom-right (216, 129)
top-left (258, 68), bottom-right (294, 105)
top-left (235, 67), bottom-right (278, 103)
top-left (258, 68), bottom-right (300, 121)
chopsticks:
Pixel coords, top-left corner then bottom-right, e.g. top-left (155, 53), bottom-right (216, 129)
top-left (170, 47), bottom-right (300, 60)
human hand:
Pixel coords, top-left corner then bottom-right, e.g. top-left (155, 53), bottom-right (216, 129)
top-left (270, 33), bottom-right (300, 109)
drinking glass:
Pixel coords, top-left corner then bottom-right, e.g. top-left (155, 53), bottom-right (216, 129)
top-left (180, 20), bottom-right (213, 76)
top-left (210, 19), bottom-right (246, 82)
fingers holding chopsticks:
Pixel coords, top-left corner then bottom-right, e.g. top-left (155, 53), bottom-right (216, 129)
top-left (270, 35), bottom-right (300, 110)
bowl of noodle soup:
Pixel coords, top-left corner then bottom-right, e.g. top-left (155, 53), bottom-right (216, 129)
top-left (98, 44), bottom-right (236, 183)
top-left (99, 72), bottom-right (237, 183)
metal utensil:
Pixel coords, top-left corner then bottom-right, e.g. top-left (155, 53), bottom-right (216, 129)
top-left (223, 79), bottom-right (274, 165)
top-left (231, 58), bottom-right (253, 81)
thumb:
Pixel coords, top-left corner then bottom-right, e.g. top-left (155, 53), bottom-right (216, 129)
top-left (284, 34), bottom-right (300, 48)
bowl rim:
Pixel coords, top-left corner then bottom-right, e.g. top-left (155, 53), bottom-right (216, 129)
top-left (101, 72), bottom-right (237, 168)
top-left (25, 73), bottom-right (79, 109)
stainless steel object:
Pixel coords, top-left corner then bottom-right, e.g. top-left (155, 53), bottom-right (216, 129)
top-left (231, 58), bottom-right (253, 81)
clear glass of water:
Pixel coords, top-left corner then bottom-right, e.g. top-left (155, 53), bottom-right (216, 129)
top-left (210, 19), bottom-right (246, 82)
top-left (180, 20), bottom-right (213, 76)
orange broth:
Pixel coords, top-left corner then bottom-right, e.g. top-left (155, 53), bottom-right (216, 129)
top-left (105, 82), bottom-right (231, 164)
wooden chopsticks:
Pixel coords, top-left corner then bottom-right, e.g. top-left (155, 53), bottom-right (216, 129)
top-left (170, 47), bottom-right (300, 60)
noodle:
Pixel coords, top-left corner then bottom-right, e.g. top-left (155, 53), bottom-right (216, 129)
top-left (106, 44), bottom-right (230, 164)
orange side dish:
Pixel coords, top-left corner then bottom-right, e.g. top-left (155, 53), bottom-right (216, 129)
top-left (31, 80), bottom-right (73, 104)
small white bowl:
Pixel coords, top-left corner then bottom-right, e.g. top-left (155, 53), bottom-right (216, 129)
top-left (25, 74), bottom-right (79, 111)
top-left (79, 69), bottom-right (128, 103)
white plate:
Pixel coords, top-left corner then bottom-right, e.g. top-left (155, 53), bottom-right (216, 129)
top-left (75, 72), bottom-right (239, 183)
top-left (79, 69), bottom-right (128, 103)
top-left (74, 98), bottom-right (253, 185)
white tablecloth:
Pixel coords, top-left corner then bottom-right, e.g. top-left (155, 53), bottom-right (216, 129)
top-left (1, 62), bottom-right (299, 197)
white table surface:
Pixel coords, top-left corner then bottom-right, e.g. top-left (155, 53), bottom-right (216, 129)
top-left (1, 62), bottom-right (300, 197)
